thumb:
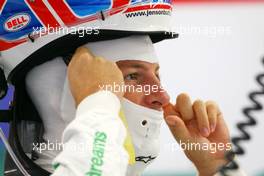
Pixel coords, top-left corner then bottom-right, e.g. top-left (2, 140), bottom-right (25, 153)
top-left (164, 115), bottom-right (190, 143)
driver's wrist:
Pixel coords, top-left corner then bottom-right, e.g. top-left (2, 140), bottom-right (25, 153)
top-left (198, 170), bottom-right (216, 176)
top-left (198, 168), bottom-right (217, 176)
top-left (196, 160), bottom-right (228, 176)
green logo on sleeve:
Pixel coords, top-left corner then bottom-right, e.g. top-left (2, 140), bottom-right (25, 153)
top-left (86, 132), bottom-right (107, 176)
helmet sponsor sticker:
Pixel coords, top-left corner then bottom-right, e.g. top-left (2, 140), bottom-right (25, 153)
top-left (4, 13), bottom-right (31, 32)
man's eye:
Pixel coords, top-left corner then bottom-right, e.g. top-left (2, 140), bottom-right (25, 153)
top-left (124, 73), bottom-right (138, 80)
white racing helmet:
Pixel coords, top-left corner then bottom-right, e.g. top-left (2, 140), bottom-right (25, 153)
top-left (0, 0), bottom-right (177, 175)
top-left (0, 0), bottom-right (177, 85)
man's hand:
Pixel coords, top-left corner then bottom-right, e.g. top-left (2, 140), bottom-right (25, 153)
top-left (163, 93), bottom-right (231, 176)
top-left (68, 47), bottom-right (124, 106)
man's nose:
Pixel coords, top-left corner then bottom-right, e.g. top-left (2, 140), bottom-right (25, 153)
top-left (143, 79), bottom-right (170, 111)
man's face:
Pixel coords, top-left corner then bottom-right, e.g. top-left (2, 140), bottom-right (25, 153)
top-left (116, 60), bottom-right (170, 111)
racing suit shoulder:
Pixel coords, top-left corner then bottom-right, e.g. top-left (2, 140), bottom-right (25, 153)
top-left (52, 90), bottom-right (128, 176)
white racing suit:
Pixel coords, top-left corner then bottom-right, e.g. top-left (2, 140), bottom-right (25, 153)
top-left (51, 91), bottom-right (129, 176)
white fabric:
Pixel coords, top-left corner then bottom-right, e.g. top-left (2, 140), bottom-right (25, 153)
top-left (121, 98), bottom-right (163, 176)
top-left (52, 91), bottom-right (128, 176)
top-left (84, 35), bottom-right (158, 63)
top-left (60, 78), bottom-right (76, 124)
top-left (26, 58), bottom-right (68, 172)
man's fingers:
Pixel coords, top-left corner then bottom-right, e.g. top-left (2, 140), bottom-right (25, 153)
top-left (71, 46), bottom-right (95, 63)
top-left (163, 103), bottom-right (180, 117)
top-left (75, 46), bottom-right (89, 54)
top-left (68, 46), bottom-right (124, 105)
top-left (166, 93), bottom-right (221, 138)
top-left (206, 101), bottom-right (218, 133)
top-left (176, 93), bottom-right (194, 121)
top-left (164, 115), bottom-right (190, 143)
top-left (76, 46), bottom-right (95, 57)
top-left (193, 100), bottom-right (210, 137)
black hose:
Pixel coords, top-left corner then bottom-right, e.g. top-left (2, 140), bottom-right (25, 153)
top-left (219, 57), bottom-right (264, 175)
